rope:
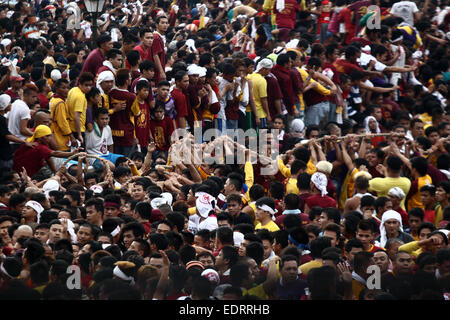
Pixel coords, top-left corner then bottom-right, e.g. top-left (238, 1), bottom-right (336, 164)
top-left (62, 153), bottom-right (104, 166)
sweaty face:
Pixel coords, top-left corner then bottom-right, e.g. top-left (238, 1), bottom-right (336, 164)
top-left (77, 226), bottom-right (94, 245)
top-left (408, 216), bottom-right (422, 232)
top-left (79, 81), bottom-right (94, 94)
top-left (142, 32), bottom-right (154, 48)
top-left (123, 230), bottom-right (135, 248)
top-left (131, 185), bottom-right (145, 201)
top-left (418, 228), bottom-right (432, 241)
top-left (226, 201), bottom-right (241, 217)
top-left (394, 253), bottom-right (412, 275)
top-left (323, 230), bottom-right (338, 247)
top-left (262, 239), bottom-right (273, 260)
top-left (356, 229), bottom-right (373, 249)
top-left (156, 223), bottom-right (171, 234)
top-left (104, 206), bottom-right (120, 219)
top-left (158, 85), bottom-right (170, 99)
top-left (281, 260), bottom-right (298, 283)
top-left (34, 228), bottom-right (49, 244)
top-left (49, 224), bottom-right (64, 243)
top-left (384, 219), bottom-right (400, 236)
top-left (373, 251), bottom-right (389, 273)
top-left (199, 255), bottom-right (214, 268)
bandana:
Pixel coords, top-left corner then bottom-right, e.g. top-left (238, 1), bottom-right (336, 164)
top-left (27, 125), bottom-right (52, 142)
top-left (364, 116), bottom-right (381, 134)
top-left (311, 172), bottom-right (328, 197)
top-left (379, 210), bottom-right (403, 248)
top-left (388, 187), bottom-right (405, 199)
top-left (256, 204), bottom-right (277, 221)
top-left (25, 200), bottom-right (44, 223)
top-left (195, 192), bottom-right (216, 218)
top-left (96, 70), bottom-right (115, 94)
top-left (255, 58), bottom-right (273, 72)
top-left (113, 266), bottom-right (135, 285)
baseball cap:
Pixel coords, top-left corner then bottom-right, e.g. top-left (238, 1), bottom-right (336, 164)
top-left (0, 94), bottom-right (11, 111)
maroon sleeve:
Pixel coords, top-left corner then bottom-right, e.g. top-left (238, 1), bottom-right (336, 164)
top-left (151, 34), bottom-right (164, 56)
top-left (289, 69), bottom-right (302, 93)
top-left (172, 90), bottom-right (188, 118)
top-left (39, 144), bottom-right (53, 160)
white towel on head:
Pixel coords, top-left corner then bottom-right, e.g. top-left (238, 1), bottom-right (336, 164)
top-left (379, 210), bottom-right (403, 248)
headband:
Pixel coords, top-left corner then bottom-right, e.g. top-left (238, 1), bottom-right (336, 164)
top-left (113, 266), bottom-right (135, 285)
top-left (288, 234), bottom-right (309, 251)
top-left (104, 202), bottom-right (120, 209)
top-left (256, 204), bottom-right (277, 220)
top-left (110, 226), bottom-right (121, 237)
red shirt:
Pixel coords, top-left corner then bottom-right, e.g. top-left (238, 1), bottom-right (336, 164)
top-left (171, 88), bottom-right (188, 127)
top-left (134, 43), bottom-right (153, 62)
top-left (333, 59), bottom-right (363, 78)
top-left (38, 93), bottom-right (49, 109)
top-left (134, 101), bottom-right (151, 147)
top-left (149, 116), bottom-right (175, 151)
top-left (81, 48), bottom-right (105, 76)
top-left (13, 142), bottom-right (52, 177)
top-left (265, 73), bottom-right (283, 119)
top-left (152, 33), bottom-right (165, 84)
top-left (109, 89), bottom-right (137, 147)
top-left (304, 194), bottom-right (337, 209)
top-left (272, 64), bottom-right (295, 114)
top-left (275, 0), bottom-right (300, 29)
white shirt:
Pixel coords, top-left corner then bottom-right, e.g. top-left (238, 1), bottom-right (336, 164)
top-left (85, 125), bottom-right (113, 160)
top-left (6, 99), bottom-right (31, 142)
top-left (390, 1), bottom-right (419, 26)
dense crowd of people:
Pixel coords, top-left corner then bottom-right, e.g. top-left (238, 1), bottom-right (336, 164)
top-left (0, 0), bottom-right (449, 300)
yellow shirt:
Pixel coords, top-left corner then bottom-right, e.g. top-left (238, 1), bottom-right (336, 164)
top-left (286, 178), bottom-right (300, 195)
top-left (398, 240), bottom-right (422, 259)
top-left (255, 220), bottom-right (280, 232)
top-left (299, 260), bottom-right (322, 276)
top-left (369, 177), bottom-right (411, 210)
top-left (67, 87), bottom-right (87, 133)
top-left (306, 159), bottom-right (317, 175)
top-left (347, 168), bottom-right (360, 199)
top-left (243, 283), bottom-right (269, 299)
top-left (407, 175), bottom-right (432, 210)
top-left (247, 72), bottom-right (267, 119)
top-left (434, 205), bottom-right (444, 228)
top-left (49, 97), bottom-right (72, 151)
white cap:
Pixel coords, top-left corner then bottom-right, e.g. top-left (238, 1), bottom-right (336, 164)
top-left (233, 231), bottom-right (244, 248)
top-left (255, 58), bottom-right (273, 72)
top-left (290, 118), bottom-right (305, 134)
top-left (0, 94), bottom-right (11, 111)
top-left (195, 192), bottom-right (216, 218)
top-left (198, 66), bottom-right (207, 77)
top-left (42, 179), bottom-right (60, 198)
top-left (0, 38), bottom-right (11, 48)
top-left (51, 69), bottom-right (62, 81)
top-left (90, 184), bottom-right (103, 194)
top-left (187, 64), bottom-right (200, 76)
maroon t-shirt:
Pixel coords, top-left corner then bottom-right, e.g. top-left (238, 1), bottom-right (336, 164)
top-left (304, 194), bottom-right (337, 209)
top-left (13, 142), bottom-right (52, 177)
top-left (265, 74), bottom-right (283, 119)
top-left (152, 33), bottom-right (165, 84)
top-left (149, 116), bottom-right (175, 151)
top-left (134, 101), bottom-right (151, 148)
top-left (108, 88), bottom-right (137, 147)
top-left (171, 88), bottom-right (188, 127)
top-left (81, 48), bottom-right (105, 76)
